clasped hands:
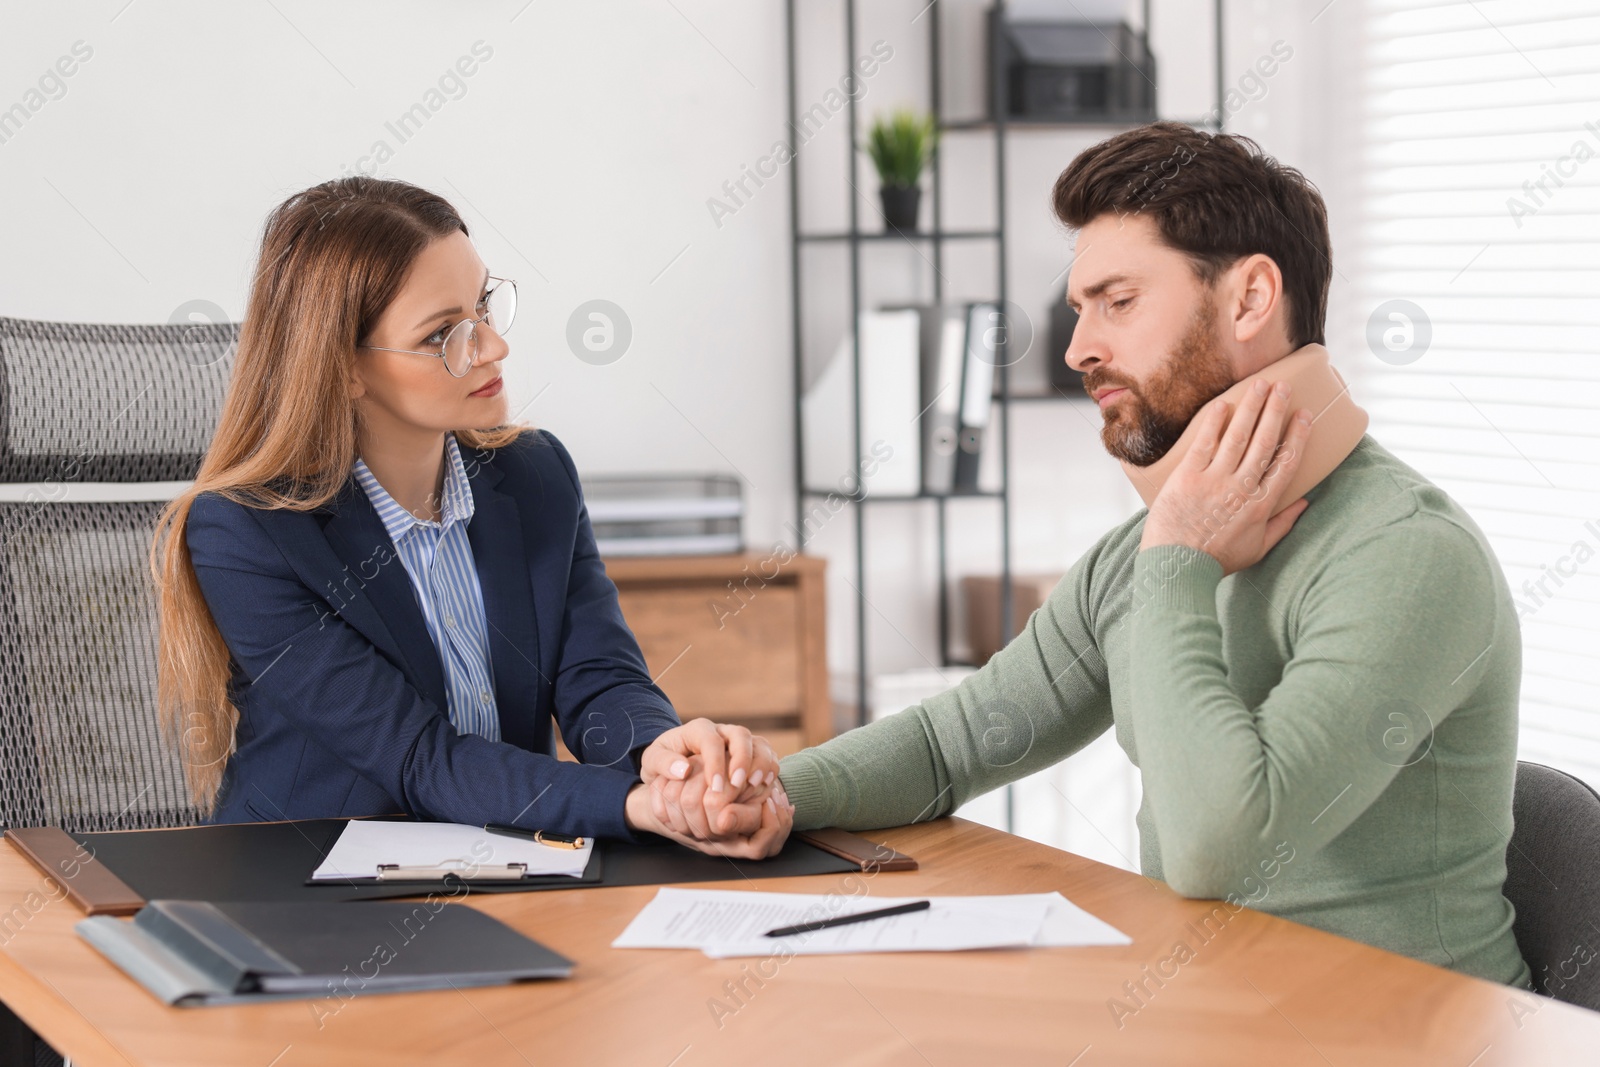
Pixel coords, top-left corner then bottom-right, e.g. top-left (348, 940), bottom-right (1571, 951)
top-left (624, 718), bottom-right (794, 859)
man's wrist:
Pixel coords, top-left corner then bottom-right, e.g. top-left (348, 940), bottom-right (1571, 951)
top-left (1140, 518), bottom-right (1208, 557)
top-left (1131, 543), bottom-right (1224, 615)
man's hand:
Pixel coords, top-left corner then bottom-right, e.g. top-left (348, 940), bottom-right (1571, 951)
top-left (1140, 378), bottom-right (1313, 576)
top-left (636, 719), bottom-right (780, 838)
top-left (624, 777), bottom-right (793, 860)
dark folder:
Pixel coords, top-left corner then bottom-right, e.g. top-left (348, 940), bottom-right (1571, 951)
top-left (77, 899), bottom-right (573, 1006)
top-left (953, 301), bottom-right (1000, 493)
top-left (25, 818), bottom-right (870, 912)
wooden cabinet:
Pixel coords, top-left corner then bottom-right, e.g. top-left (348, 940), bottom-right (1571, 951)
top-left (602, 553), bottom-right (831, 757)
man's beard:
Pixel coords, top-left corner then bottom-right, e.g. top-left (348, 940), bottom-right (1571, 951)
top-left (1083, 302), bottom-right (1237, 467)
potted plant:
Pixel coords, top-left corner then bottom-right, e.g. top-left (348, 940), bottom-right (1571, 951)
top-left (864, 110), bottom-right (938, 233)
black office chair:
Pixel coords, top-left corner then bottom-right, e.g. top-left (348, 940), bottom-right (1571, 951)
top-left (0, 314), bottom-right (237, 1065)
top-left (1504, 759), bottom-right (1600, 1011)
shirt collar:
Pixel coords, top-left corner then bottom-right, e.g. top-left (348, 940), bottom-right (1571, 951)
top-left (353, 431), bottom-right (477, 542)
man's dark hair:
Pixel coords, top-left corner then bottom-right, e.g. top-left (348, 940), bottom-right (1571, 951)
top-left (1052, 121), bottom-right (1331, 349)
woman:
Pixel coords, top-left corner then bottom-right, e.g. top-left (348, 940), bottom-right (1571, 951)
top-left (150, 177), bottom-right (791, 856)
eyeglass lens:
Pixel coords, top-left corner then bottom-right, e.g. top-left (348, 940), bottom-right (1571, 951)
top-left (442, 280), bottom-right (517, 376)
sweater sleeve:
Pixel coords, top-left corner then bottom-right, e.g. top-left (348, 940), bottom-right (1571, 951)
top-left (779, 543), bottom-right (1117, 831)
top-left (1127, 513), bottom-right (1503, 897)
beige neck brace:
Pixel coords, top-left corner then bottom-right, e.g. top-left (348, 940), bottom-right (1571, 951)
top-left (1118, 343), bottom-right (1369, 515)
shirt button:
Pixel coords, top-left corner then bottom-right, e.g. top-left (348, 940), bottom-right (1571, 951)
top-left (445, 616), bottom-right (456, 629)
top-left (480, 689), bottom-right (492, 702)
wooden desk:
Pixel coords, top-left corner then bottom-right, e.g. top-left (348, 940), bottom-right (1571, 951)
top-left (1, 818), bottom-right (1596, 1066)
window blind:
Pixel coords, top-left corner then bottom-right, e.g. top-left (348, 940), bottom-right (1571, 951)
top-left (1346, 0), bottom-right (1600, 788)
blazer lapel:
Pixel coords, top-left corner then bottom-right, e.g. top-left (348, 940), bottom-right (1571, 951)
top-left (317, 478), bottom-right (448, 711)
top-left (465, 453), bottom-right (544, 753)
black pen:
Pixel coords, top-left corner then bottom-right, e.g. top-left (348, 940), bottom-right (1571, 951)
top-left (484, 823), bottom-right (538, 840)
top-left (763, 899), bottom-right (931, 938)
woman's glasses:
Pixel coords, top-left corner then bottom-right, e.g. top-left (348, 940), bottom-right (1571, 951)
top-left (359, 276), bottom-right (517, 378)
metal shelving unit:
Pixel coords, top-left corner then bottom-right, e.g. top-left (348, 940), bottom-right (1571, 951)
top-left (786, 3), bottom-right (1220, 833)
top-left (786, 0), bottom-right (1019, 739)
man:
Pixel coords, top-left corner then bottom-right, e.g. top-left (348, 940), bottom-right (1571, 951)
top-left (658, 122), bottom-right (1531, 989)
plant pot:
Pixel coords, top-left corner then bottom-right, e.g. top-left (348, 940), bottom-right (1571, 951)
top-left (879, 184), bottom-right (921, 233)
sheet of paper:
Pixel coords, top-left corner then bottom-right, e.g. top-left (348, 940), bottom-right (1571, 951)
top-left (611, 887), bottom-right (1126, 958)
top-left (1032, 893), bottom-right (1132, 947)
top-left (311, 821), bottom-right (592, 881)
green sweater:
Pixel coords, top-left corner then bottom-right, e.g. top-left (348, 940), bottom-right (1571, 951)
top-left (780, 435), bottom-right (1532, 989)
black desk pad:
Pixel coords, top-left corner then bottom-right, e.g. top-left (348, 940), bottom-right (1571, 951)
top-left (72, 818), bottom-right (858, 904)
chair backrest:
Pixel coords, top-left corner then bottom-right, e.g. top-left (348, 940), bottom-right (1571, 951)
top-left (0, 314), bottom-right (237, 833)
top-left (1505, 759), bottom-right (1600, 1010)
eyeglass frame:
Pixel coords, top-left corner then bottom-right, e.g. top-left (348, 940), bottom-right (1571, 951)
top-left (357, 275), bottom-right (517, 378)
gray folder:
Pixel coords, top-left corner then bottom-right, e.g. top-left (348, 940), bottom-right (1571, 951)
top-left (77, 899), bottom-right (574, 1007)
top-left (918, 304), bottom-right (967, 495)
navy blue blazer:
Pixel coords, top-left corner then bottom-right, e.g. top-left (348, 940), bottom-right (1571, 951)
top-left (186, 429), bottom-right (680, 839)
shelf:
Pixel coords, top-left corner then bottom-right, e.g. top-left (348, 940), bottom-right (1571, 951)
top-left (941, 114), bottom-right (1205, 132)
top-left (992, 387), bottom-right (1093, 403)
top-left (799, 487), bottom-right (1003, 503)
top-left (797, 229), bottom-right (1000, 243)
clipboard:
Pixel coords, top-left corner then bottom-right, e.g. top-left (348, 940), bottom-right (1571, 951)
top-left (315, 844), bottom-right (606, 888)
top-left (306, 820), bottom-right (600, 886)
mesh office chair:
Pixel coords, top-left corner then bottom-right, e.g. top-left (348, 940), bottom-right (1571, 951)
top-left (0, 313), bottom-right (240, 831)
top-left (0, 314), bottom-right (237, 834)
top-left (0, 314), bottom-right (236, 1065)
top-left (1504, 760), bottom-right (1600, 1012)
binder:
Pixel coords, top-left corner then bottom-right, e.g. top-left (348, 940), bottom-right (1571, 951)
top-left (77, 899), bottom-right (573, 1006)
top-left (953, 302), bottom-right (1000, 493)
top-left (917, 305), bottom-right (966, 495)
top-left (801, 310), bottom-right (923, 497)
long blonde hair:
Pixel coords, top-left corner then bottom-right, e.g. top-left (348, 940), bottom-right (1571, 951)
top-left (150, 177), bottom-right (525, 814)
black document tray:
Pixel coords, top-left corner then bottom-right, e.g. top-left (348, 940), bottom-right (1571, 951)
top-left (71, 818), bottom-right (859, 904)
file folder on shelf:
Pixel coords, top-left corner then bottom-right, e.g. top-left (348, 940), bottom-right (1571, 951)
top-left (916, 304), bottom-right (966, 496)
top-left (953, 302), bottom-right (1000, 494)
top-left (801, 309), bottom-right (923, 498)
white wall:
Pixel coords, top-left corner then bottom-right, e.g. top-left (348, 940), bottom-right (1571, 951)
top-left (0, 0), bottom-right (796, 548)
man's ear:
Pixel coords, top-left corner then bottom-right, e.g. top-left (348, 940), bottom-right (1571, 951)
top-left (1226, 253), bottom-right (1285, 345)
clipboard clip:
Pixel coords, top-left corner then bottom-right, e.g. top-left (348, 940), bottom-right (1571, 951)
top-left (375, 860), bottom-right (528, 881)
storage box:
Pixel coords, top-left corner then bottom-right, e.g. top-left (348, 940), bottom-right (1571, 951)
top-left (582, 474), bottom-right (742, 557)
top-left (962, 573), bottom-right (1065, 666)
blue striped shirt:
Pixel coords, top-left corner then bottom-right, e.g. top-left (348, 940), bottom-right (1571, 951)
top-left (352, 433), bottom-right (500, 741)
